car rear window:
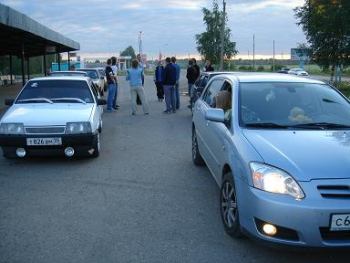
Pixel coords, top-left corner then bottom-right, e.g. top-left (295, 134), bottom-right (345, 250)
top-left (16, 80), bottom-right (94, 103)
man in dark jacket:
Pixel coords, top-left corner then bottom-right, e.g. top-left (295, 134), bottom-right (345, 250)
top-left (154, 60), bottom-right (164, 101)
top-left (162, 57), bottom-right (177, 113)
top-left (192, 58), bottom-right (200, 81)
top-left (186, 59), bottom-right (197, 99)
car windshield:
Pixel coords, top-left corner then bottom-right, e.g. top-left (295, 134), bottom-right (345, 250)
top-left (16, 80), bottom-right (94, 103)
top-left (80, 70), bottom-right (98, 79)
top-left (239, 82), bottom-right (350, 128)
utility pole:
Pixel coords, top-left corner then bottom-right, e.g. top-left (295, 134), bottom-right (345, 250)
top-left (219, 0), bottom-right (226, 71)
top-left (138, 31), bottom-right (143, 63)
top-left (272, 40), bottom-right (275, 72)
top-left (253, 34), bottom-right (255, 71)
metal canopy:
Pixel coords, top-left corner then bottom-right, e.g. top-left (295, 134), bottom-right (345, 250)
top-left (0, 3), bottom-right (80, 57)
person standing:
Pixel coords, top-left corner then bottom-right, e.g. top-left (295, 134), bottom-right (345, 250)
top-left (154, 60), bottom-right (164, 101)
top-left (105, 59), bottom-right (117, 112)
top-left (192, 58), bottom-right (200, 81)
top-left (111, 56), bottom-right (120, 110)
top-left (162, 57), bottom-right (177, 113)
top-left (186, 59), bottom-right (197, 107)
top-left (205, 60), bottom-right (214, 72)
top-left (171, 57), bottom-right (181, 109)
top-left (126, 59), bottom-right (149, 115)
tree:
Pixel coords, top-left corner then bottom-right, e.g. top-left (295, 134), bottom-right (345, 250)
top-left (120, 46), bottom-right (136, 59)
top-left (196, 0), bottom-right (238, 66)
top-left (295, 0), bottom-right (350, 82)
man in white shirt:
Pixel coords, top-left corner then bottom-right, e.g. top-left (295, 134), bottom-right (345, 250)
top-left (111, 57), bottom-right (119, 109)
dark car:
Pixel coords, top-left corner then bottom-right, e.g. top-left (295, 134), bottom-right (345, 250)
top-left (277, 67), bottom-right (290, 74)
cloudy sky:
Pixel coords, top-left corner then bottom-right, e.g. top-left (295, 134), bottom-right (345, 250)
top-left (1, 0), bottom-right (306, 59)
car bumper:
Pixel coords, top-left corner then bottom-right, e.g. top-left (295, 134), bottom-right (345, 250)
top-left (0, 133), bottom-right (97, 157)
top-left (237, 178), bottom-right (350, 248)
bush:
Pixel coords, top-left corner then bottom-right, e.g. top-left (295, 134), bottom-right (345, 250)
top-left (257, 66), bottom-right (265, 72)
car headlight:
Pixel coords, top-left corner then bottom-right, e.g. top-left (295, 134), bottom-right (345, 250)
top-left (66, 122), bottom-right (92, 134)
top-left (250, 162), bottom-right (305, 199)
top-left (0, 123), bottom-right (25, 135)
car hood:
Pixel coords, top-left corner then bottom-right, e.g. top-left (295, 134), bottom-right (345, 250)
top-left (1, 103), bottom-right (94, 126)
top-left (243, 129), bottom-right (350, 181)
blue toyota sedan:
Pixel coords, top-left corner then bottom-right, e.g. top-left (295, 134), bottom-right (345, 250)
top-left (192, 73), bottom-right (350, 247)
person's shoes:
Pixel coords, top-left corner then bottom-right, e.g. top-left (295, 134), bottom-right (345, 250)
top-left (116, 105), bottom-right (120, 108)
top-left (144, 112), bottom-right (149, 115)
top-left (131, 112), bottom-right (136, 116)
top-left (163, 110), bottom-right (170, 114)
top-left (106, 109), bottom-right (116, 113)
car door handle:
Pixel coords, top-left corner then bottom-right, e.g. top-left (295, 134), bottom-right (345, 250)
top-left (206, 121), bottom-right (209, 127)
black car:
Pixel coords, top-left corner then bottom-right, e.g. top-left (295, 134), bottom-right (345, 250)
top-left (277, 67), bottom-right (290, 74)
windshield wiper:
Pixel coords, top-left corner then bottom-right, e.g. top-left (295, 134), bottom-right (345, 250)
top-left (17, 98), bottom-right (53, 104)
top-left (51, 98), bottom-right (87, 104)
top-left (245, 122), bottom-right (290, 129)
top-left (290, 122), bottom-right (350, 130)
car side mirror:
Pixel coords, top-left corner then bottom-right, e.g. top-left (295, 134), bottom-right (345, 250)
top-left (5, 98), bottom-right (14, 106)
top-left (97, 99), bottom-right (107, 105)
top-left (205, 108), bottom-right (225, 123)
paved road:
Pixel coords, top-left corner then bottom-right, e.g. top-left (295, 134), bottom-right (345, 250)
top-left (0, 75), bottom-right (348, 263)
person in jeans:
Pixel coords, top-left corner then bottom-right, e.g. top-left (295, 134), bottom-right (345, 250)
top-left (111, 56), bottom-right (120, 109)
top-left (126, 59), bottom-right (149, 115)
top-left (105, 58), bottom-right (116, 112)
top-left (162, 57), bottom-right (177, 113)
top-left (171, 57), bottom-right (181, 109)
top-left (186, 59), bottom-right (197, 108)
top-left (154, 60), bottom-right (164, 101)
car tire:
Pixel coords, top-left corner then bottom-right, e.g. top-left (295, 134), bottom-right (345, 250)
top-left (98, 120), bottom-right (102, 133)
top-left (92, 133), bottom-right (100, 158)
top-left (192, 128), bottom-right (205, 166)
top-left (220, 172), bottom-right (242, 238)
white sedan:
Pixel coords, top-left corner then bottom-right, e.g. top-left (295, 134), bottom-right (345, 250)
top-left (0, 76), bottom-right (106, 158)
top-left (288, 68), bottom-right (309, 76)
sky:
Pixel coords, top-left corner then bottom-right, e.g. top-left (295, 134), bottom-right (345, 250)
top-left (1, 0), bottom-right (307, 59)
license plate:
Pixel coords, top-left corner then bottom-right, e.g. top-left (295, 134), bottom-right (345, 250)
top-left (26, 137), bottom-right (62, 146)
top-left (330, 214), bottom-right (350, 231)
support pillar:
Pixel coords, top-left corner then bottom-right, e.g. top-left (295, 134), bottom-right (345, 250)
top-left (9, 55), bottom-right (13, 85)
top-left (43, 53), bottom-right (47, 76)
top-left (26, 57), bottom-right (30, 81)
top-left (21, 45), bottom-right (25, 86)
top-left (57, 53), bottom-right (61, 71)
top-left (67, 52), bottom-right (70, 70)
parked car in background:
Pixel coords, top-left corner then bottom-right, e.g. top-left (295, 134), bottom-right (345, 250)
top-left (288, 68), bottom-right (309, 76)
top-left (79, 68), bottom-right (105, 95)
top-left (277, 67), bottom-right (290, 74)
top-left (96, 67), bottom-right (108, 92)
top-left (49, 71), bottom-right (88, 77)
top-left (192, 72), bottom-right (350, 248)
top-left (0, 76), bottom-right (106, 159)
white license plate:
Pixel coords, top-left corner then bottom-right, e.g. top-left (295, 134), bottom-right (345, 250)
top-left (26, 137), bottom-right (62, 146)
top-left (330, 214), bottom-right (350, 231)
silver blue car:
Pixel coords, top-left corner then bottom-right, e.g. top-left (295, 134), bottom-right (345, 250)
top-left (192, 73), bottom-right (350, 247)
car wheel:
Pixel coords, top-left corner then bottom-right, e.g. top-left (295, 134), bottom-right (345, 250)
top-left (192, 128), bottom-right (205, 166)
top-left (92, 133), bottom-right (101, 158)
top-left (220, 172), bottom-right (242, 238)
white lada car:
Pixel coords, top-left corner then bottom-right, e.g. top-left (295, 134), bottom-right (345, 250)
top-left (0, 76), bottom-right (106, 158)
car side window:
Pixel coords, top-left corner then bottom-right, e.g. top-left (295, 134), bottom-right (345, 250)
top-left (202, 79), bottom-right (224, 107)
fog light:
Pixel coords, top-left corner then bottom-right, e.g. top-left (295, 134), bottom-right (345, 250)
top-left (16, 148), bottom-right (26, 158)
top-left (64, 147), bottom-right (75, 157)
top-left (262, 224), bottom-right (277, 236)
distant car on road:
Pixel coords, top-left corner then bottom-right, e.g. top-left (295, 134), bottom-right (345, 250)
top-left (79, 68), bottom-right (105, 95)
top-left (0, 77), bottom-right (106, 159)
top-left (277, 67), bottom-right (290, 74)
top-left (192, 72), bottom-right (350, 248)
top-left (288, 68), bottom-right (309, 76)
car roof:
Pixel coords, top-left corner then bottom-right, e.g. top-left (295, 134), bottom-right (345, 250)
top-left (29, 76), bottom-right (91, 81)
top-left (79, 68), bottom-right (98, 71)
top-left (219, 72), bottom-right (324, 84)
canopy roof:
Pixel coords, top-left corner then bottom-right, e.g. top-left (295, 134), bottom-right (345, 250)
top-left (0, 3), bottom-right (80, 57)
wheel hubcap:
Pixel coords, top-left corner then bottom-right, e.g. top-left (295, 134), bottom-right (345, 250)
top-left (221, 181), bottom-right (237, 228)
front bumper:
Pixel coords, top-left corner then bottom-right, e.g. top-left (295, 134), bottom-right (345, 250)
top-left (0, 133), bottom-right (97, 157)
top-left (237, 178), bottom-right (350, 248)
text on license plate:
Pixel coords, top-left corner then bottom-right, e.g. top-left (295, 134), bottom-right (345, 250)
top-left (330, 214), bottom-right (350, 231)
top-left (26, 137), bottom-right (62, 146)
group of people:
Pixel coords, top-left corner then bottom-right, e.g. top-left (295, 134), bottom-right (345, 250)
top-left (104, 55), bottom-right (215, 115)
top-left (154, 57), bottom-right (181, 114)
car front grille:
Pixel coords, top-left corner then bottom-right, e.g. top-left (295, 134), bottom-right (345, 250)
top-left (317, 185), bottom-right (350, 198)
top-left (25, 126), bottom-right (65, 135)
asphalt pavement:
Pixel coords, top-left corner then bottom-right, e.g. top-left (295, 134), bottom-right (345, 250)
top-left (0, 74), bottom-right (349, 263)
